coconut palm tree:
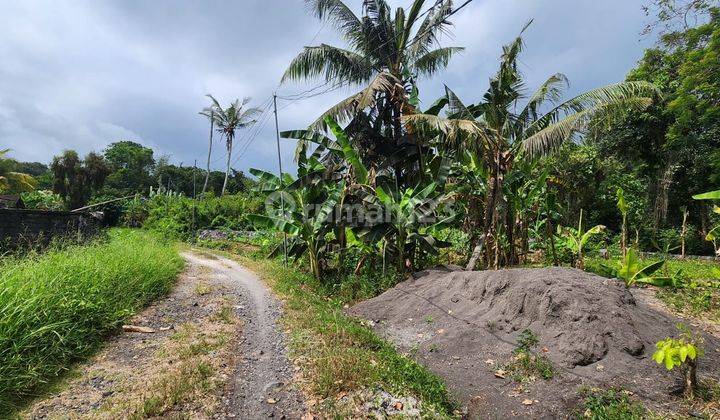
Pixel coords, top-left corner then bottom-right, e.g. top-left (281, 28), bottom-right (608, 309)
top-left (404, 26), bottom-right (659, 268)
top-left (199, 96), bottom-right (216, 194)
top-left (282, 0), bottom-right (464, 160)
top-left (0, 149), bottom-right (35, 193)
top-left (206, 95), bottom-right (262, 195)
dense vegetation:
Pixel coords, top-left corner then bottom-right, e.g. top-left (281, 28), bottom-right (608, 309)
top-left (0, 229), bottom-right (183, 413)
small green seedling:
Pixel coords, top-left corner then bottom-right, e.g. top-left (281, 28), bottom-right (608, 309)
top-left (652, 324), bottom-right (704, 398)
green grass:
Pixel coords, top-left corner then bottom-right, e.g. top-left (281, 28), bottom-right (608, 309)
top-left (585, 256), bottom-right (720, 281)
top-left (224, 252), bottom-right (458, 417)
top-left (0, 228), bottom-right (183, 414)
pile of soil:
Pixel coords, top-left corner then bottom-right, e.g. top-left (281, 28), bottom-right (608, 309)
top-left (350, 267), bottom-right (720, 418)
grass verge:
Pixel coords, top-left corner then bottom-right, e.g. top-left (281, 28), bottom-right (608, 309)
top-left (0, 228), bottom-right (183, 414)
top-left (219, 251), bottom-right (458, 417)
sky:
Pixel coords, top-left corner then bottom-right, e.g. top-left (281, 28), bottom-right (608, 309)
top-left (0, 0), bottom-right (656, 175)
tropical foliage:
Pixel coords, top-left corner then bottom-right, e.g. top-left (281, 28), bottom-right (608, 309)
top-left (0, 150), bottom-right (35, 194)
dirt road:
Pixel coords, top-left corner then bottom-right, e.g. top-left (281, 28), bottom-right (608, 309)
top-left (26, 251), bottom-right (305, 419)
top-left (184, 252), bottom-right (305, 418)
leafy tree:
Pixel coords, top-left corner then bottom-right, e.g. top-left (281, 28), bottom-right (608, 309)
top-left (51, 150), bottom-right (110, 209)
top-left (642, 0), bottom-right (718, 37)
top-left (104, 141), bottom-right (155, 194)
top-left (205, 96), bottom-right (261, 195)
top-left (0, 149), bottom-right (36, 194)
top-left (652, 324), bottom-right (704, 399)
top-left (590, 9), bottom-right (720, 246)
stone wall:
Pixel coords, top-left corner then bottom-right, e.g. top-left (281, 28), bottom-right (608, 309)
top-left (0, 209), bottom-right (101, 249)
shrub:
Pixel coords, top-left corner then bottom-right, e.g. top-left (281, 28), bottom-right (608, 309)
top-left (20, 190), bottom-right (65, 211)
top-left (653, 324), bottom-right (704, 398)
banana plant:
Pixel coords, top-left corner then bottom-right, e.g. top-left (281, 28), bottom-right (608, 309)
top-left (361, 181), bottom-right (454, 273)
top-left (281, 116), bottom-right (369, 186)
top-left (248, 164), bottom-right (344, 280)
top-left (692, 190), bottom-right (720, 258)
top-left (605, 248), bottom-right (674, 287)
top-left (561, 209), bottom-right (605, 270)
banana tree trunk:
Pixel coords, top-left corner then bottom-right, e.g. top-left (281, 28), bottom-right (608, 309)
top-left (397, 231), bottom-right (407, 274)
top-left (308, 241), bottom-right (321, 280)
top-left (203, 113), bottom-right (214, 194)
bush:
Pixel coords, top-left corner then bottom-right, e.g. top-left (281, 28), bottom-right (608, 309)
top-left (0, 229), bottom-right (184, 413)
top-left (20, 190), bottom-right (65, 211)
top-left (141, 192), bottom-right (263, 239)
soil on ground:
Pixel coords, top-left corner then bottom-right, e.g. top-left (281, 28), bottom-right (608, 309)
top-left (349, 266), bottom-right (720, 418)
top-left (24, 251), bottom-right (306, 419)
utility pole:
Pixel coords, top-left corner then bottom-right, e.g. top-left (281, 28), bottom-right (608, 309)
top-left (273, 93), bottom-right (288, 266)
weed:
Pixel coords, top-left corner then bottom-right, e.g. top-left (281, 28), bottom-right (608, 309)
top-left (501, 329), bottom-right (554, 382)
top-left (212, 305), bottom-right (235, 324)
top-left (515, 329), bottom-right (540, 353)
top-left (425, 316), bottom-right (434, 324)
top-left (194, 282), bottom-right (213, 296)
top-left (576, 387), bottom-right (646, 419)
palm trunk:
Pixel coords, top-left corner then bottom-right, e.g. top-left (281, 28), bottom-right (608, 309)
top-left (222, 136), bottom-right (232, 195)
top-left (202, 113), bottom-right (214, 194)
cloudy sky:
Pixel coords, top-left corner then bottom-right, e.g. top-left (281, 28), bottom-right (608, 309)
top-left (0, 0), bottom-right (655, 174)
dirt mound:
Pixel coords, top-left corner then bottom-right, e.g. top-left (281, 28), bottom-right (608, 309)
top-left (349, 267), bottom-right (720, 417)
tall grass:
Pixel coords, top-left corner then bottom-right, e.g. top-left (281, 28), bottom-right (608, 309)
top-left (0, 229), bottom-right (184, 413)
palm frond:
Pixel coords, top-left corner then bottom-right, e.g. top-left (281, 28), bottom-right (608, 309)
top-left (401, 0), bottom-right (429, 48)
top-left (444, 85), bottom-right (474, 120)
top-left (518, 73), bottom-right (569, 122)
top-left (305, 0), bottom-right (365, 47)
top-left (409, 0), bottom-right (453, 59)
top-left (282, 44), bottom-right (374, 84)
top-left (522, 96), bottom-right (653, 157)
top-left (412, 47), bottom-right (464, 78)
top-left (308, 72), bottom-right (399, 130)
